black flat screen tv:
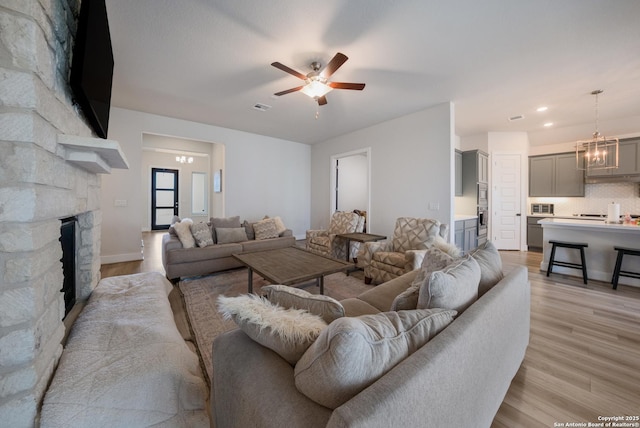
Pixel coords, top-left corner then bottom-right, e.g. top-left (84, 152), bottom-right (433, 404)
top-left (70, 0), bottom-right (114, 139)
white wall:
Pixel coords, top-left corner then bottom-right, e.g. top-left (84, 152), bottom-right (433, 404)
top-left (102, 107), bottom-right (311, 263)
top-left (311, 103), bottom-right (455, 240)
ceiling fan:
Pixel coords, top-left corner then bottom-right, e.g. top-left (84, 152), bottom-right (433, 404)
top-left (271, 52), bottom-right (365, 106)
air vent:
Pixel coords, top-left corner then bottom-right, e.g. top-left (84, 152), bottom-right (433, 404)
top-left (253, 103), bottom-right (271, 112)
top-left (508, 115), bottom-right (525, 121)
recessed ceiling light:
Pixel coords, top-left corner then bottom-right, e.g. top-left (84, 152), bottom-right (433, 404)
top-left (543, 122), bottom-right (553, 127)
top-left (537, 106), bottom-right (548, 112)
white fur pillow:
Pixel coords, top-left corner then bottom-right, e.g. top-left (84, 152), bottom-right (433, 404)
top-left (217, 294), bottom-right (327, 365)
top-left (434, 235), bottom-right (462, 258)
top-left (173, 218), bottom-right (195, 248)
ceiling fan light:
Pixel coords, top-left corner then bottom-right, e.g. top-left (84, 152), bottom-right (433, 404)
top-left (300, 80), bottom-right (333, 98)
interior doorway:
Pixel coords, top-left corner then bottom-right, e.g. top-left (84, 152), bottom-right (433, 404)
top-left (151, 168), bottom-right (179, 230)
top-left (491, 153), bottom-right (523, 250)
top-left (331, 148), bottom-right (371, 228)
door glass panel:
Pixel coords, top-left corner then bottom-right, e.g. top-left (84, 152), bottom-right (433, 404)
top-left (156, 172), bottom-right (175, 188)
top-left (156, 189), bottom-right (174, 207)
top-left (155, 208), bottom-right (175, 225)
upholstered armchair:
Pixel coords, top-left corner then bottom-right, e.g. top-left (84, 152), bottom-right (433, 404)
top-left (306, 211), bottom-right (365, 260)
top-left (358, 217), bottom-right (449, 284)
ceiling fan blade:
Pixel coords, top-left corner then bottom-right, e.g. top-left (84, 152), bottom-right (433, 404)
top-left (271, 62), bottom-right (307, 80)
top-left (320, 53), bottom-right (348, 79)
top-left (274, 86), bottom-right (304, 96)
top-left (317, 96), bottom-right (328, 106)
top-left (328, 82), bottom-right (366, 90)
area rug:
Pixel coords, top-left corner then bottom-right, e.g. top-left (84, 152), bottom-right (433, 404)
top-left (179, 268), bottom-right (371, 384)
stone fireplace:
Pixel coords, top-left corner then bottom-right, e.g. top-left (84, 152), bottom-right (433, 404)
top-left (0, 1), bottom-right (127, 426)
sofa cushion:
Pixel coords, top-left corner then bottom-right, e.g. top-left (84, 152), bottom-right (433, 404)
top-left (173, 218), bottom-right (196, 248)
top-left (417, 255), bottom-right (480, 313)
top-left (215, 227), bottom-right (248, 244)
top-left (190, 222), bottom-right (214, 247)
top-left (254, 218), bottom-right (279, 240)
top-left (355, 269), bottom-right (419, 312)
top-left (294, 308), bottom-right (457, 409)
top-left (210, 216), bottom-right (241, 243)
top-left (165, 242), bottom-right (243, 264)
top-left (217, 294), bottom-right (327, 365)
top-left (469, 240), bottom-right (504, 296)
top-left (339, 298), bottom-right (381, 317)
top-left (272, 216), bottom-right (287, 235)
top-left (263, 285), bottom-right (345, 323)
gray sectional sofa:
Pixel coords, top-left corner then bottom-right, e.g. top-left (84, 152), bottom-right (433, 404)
top-left (162, 216), bottom-right (295, 282)
top-left (211, 262), bottom-right (530, 427)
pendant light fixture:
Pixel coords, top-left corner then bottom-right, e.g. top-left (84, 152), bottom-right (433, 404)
top-left (576, 90), bottom-right (618, 171)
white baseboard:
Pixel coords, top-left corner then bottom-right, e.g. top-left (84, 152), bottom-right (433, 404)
top-left (101, 252), bottom-right (144, 265)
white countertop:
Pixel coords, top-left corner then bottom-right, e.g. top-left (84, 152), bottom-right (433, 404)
top-left (538, 217), bottom-right (640, 232)
top-left (454, 214), bottom-right (478, 221)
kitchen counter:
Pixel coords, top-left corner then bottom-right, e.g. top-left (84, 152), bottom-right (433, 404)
top-left (538, 218), bottom-right (640, 287)
top-left (454, 214), bottom-right (478, 221)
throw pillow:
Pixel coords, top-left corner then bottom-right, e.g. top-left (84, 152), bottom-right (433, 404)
top-left (173, 218), bottom-right (196, 248)
top-left (262, 285), bottom-right (345, 323)
top-left (272, 216), bottom-right (287, 235)
top-left (294, 308), bottom-right (457, 409)
top-left (215, 227), bottom-right (248, 244)
top-left (190, 222), bottom-right (214, 247)
top-left (253, 218), bottom-right (279, 240)
top-left (469, 240), bottom-right (504, 296)
top-left (392, 247), bottom-right (457, 311)
top-left (390, 284), bottom-right (420, 311)
top-left (417, 255), bottom-right (480, 313)
top-left (217, 294), bottom-right (327, 365)
top-left (242, 220), bottom-right (255, 240)
top-left (210, 216), bottom-right (241, 243)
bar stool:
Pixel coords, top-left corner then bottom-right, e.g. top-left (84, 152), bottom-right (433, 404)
top-left (546, 240), bottom-right (588, 284)
top-left (611, 246), bottom-right (640, 290)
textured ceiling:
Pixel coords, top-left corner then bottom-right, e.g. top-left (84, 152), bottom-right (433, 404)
top-left (105, 0), bottom-right (640, 145)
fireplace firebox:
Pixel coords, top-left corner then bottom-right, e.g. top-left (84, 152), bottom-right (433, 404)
top-left (60, 216), bottom-right (77, 319)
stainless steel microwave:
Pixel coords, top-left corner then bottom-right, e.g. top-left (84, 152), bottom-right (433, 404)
top-left (531, 203), bottom-right (554, 215)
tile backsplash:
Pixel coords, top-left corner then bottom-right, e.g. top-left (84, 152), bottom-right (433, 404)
top-left (529, 183), bottom-right (640, 216)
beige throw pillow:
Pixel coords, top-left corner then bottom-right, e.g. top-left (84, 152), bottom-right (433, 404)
top-left (190, 222), bottom-right (214, 247)
top-left (173, 218), bottom-right (195, 248)
top-left (217, 294), bottom-right (327, 365)
top-left (253, 218), bottom-right (279, 240)
top-left (262, 285), bottom-right (345, 323)
top-left (294, 308), bottom-right (457, 409)
top-left (417, 255), bottom-right (480, 313)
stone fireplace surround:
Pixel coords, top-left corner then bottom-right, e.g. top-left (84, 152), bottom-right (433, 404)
top-left (0, 1), bottom-right (127, 426)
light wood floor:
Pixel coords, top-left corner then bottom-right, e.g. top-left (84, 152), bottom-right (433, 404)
top-left (101, 232), bottom-right (640, 427)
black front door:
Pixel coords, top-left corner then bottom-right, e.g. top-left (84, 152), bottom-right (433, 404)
top-left (151, 168), bottom-right (178, 230)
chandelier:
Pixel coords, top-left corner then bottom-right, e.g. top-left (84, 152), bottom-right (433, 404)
top-left (576, 90), bottom-right (618, 171)
top-left (176, 155), bottom-right (193, 164)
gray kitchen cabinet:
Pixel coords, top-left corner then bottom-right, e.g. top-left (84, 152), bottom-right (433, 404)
top-left (455, 150), bottom-right (463, 196)
top-left (585, 139), bottom-right (640, 178)
top-left (529, 152), bottom-right (584, 197)
top-left (455, 219), bottom-right (478, 254)
top-left (462, 150), bottom-right (489, 189)
top-left (527, 217), bottom-right (543, 251)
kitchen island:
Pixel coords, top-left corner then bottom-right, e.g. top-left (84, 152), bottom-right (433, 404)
top-left (538, 218), bottom-right (640, 288)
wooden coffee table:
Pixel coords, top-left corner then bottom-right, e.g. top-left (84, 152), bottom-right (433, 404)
top-left (232, 246), bottom-right (353, 295)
